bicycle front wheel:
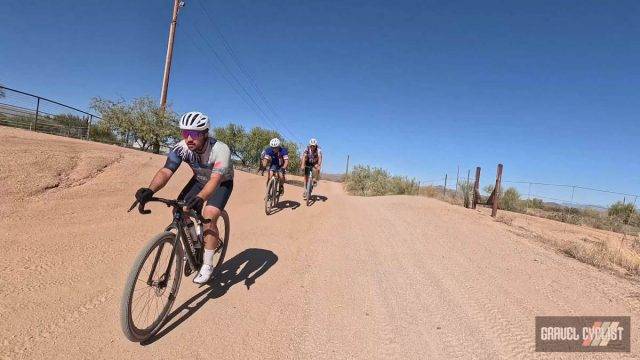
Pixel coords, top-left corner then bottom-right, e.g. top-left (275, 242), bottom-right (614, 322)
top-left (120, 231), bottom-right (184, 342)
top-left (265, 177), bottom-right (275, 215)
top-left (306, 175), bottom-right (313, 206)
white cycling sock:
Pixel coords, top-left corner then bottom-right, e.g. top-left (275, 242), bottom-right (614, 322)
top-left (203, 249), bottom-right (215, 266)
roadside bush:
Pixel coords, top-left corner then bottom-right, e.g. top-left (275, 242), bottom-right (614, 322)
top-left (458, 181), bottom-right (473, 207)
top-left (523, 198), bottom-right (544, 209)
top-left (608, 202), bottom-right (636, 224)
top-left (500, 187), bottom-right (522, 212)
top-left (345, 165), bottom-right (418, 196)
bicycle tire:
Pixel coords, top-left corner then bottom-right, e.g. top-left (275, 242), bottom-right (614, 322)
top-left (265, 177), bottom-right (275, 215)
top-left (213, 211), bottom-right (230, 272)
top-left (274, 177), bottom-right (281, 207)
top-left (120, 231), bottom-right (183, 342)
top-left (306, 174), bottom-right (313, 206)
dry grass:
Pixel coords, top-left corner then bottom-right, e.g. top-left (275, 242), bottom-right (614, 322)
top-left (497, 210), bottom-right (640, 276)
top-left (495, 214), bottom-right (514, 226)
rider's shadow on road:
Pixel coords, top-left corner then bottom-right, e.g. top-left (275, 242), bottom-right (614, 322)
top-left (307, 195), bottom-right (328, 206)
top-left (142, 248), bottom-right (278, 345)
top-left (270, 200), bottom-right (300, 214)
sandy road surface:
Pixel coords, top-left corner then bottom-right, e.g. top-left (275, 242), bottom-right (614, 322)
top-left (1, 127), bottom-right (639, 359)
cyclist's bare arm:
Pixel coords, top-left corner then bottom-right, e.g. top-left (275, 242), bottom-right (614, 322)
top-left (282, 158), bottom-right (289, 170)
top-left (300, 154), bottom-right (307, 170)
top-left (197, 173), bottom-right (223, 202)
top-left (148, 168), bottom-right (174, 192)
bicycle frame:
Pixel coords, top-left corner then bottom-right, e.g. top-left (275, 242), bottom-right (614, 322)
top-left (146, 210), bottom-right (202, 286)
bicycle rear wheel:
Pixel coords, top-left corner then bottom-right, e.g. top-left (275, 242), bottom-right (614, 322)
top-left (120, 231), bottom-right (183, 342)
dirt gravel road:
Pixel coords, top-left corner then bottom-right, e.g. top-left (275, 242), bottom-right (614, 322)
top-left (1, 127), bottom-right (639, 359)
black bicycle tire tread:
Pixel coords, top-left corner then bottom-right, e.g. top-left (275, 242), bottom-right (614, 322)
top-left (120, 231), bottom-right (183, 342)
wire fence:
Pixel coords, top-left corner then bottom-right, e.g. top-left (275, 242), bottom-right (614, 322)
top-left (415, 168), bottom-right (638, 212)
top-left (0, 86), bottom-right (99, 140)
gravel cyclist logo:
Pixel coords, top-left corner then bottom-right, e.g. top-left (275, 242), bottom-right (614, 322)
top-left (535, 316), bottom-right (630, 352)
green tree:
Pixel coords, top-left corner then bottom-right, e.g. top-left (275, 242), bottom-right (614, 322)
top-left (89, 121), bottom-right (119, 144)
top-left (214, 123), bottom-right (247, 163)
top-left (243, 126), bottom-right (281, 167)
top-left (52, 114), bottom-right (86, 128)
top-left (90, 96), bottom-right (178, 153)
top-left (282, 139), bottom-right (301, 175)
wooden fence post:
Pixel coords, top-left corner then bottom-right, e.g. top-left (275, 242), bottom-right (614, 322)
top-left (472, 167), bottom-right (481, 209)
top-left (443, 174), bottom-right (448, 197)
top-left (491, 164), bottom-right (503, 217)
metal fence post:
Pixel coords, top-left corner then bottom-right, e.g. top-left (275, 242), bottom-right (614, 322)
top-left (491, 164), bottom-right (503, 217)
top-left (34, 97), bottom-right (40, 132)
top-left (87, 115), bottom-right (93, 140)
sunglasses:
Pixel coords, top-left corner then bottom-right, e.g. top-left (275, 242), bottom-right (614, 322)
top-left (181, 130), bottom-right (207, 139)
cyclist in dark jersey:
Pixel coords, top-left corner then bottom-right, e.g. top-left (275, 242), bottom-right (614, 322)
top-left (261, 138), bottom-right (289, 195)
top-left (300, 138), bottom-right (322, 199)
top-left (134, 111), bottom-right (233, 284)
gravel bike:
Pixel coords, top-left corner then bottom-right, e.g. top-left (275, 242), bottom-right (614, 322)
top-left (120, 197), bottom-right (229, 342)
top-left (304, 166), bottom-right (315, 206)
top-left (264, 174), bottom-right (282, 215)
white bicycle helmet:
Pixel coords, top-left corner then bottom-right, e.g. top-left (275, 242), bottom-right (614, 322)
top-left (309, 138), bottom-right (318, 146)
top-left (179, 111), bottom-right (209, 131)
top-left (269, 138), bottom-right (281, 147)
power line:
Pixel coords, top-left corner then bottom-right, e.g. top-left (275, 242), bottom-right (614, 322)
top-left (194, 0), bottom-right (300, 143)
top-left (184, 26), bottom-right (273, 130)
top-left (188, 23), bottom-right (287, 137)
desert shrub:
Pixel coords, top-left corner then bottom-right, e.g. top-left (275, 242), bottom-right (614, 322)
top-left (458, 181), bottom-right (473, 207)
top-left (523, 198), bottom-right (544, 209)
top-left (608, 202), bottom-right (636, 224)
top-left (500, 187), bottom-right (522, 212)
top-left (547, 211), bottom-right (582, 225)
top-left (388, 175), bottom-right (419, 195)
top-left (345, 165), bottom-right (418, 196)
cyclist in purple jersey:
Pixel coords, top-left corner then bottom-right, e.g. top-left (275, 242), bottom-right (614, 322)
top-left (300, 138), bottom-right (323, 199)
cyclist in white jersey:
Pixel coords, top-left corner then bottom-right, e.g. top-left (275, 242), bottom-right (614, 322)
top-left (134, 111), bottom-right (233, 284)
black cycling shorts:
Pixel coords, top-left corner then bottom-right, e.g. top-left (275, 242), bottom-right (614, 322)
top-left (178, 177), bottom-right (234, 211)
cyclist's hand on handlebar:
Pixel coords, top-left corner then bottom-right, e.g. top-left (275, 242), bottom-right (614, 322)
top-left (135, 187), bottom-right (154, 204)
top-left (186, 196), bottom-right (204, 213)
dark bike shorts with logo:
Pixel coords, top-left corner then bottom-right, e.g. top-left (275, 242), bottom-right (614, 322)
top-left (178, 177), bottom-right (234, 210)
top-left (268, 164), bottom-right (286, 173)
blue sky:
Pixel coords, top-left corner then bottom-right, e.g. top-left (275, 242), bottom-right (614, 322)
top-left (1, 1), bottom-right (638, 204)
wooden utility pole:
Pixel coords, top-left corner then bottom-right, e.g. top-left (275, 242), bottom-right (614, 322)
top-left (491, 164), bottom-right (503, 217)
top-left (160, 0), bottom-right (185, 109)
top-left (472, 167), bottom-right (481, 209)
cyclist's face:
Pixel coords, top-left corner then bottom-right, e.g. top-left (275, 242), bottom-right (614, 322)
top-left (182, 130), bottom-right (207, 150)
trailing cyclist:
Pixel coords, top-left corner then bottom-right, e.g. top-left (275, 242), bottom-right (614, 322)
top-left (134, 111), bottom-right (233, 284)
top-left (301, 138), bottom-right (322, 199)
top-left (261, 138), bottom-right (288, 195)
